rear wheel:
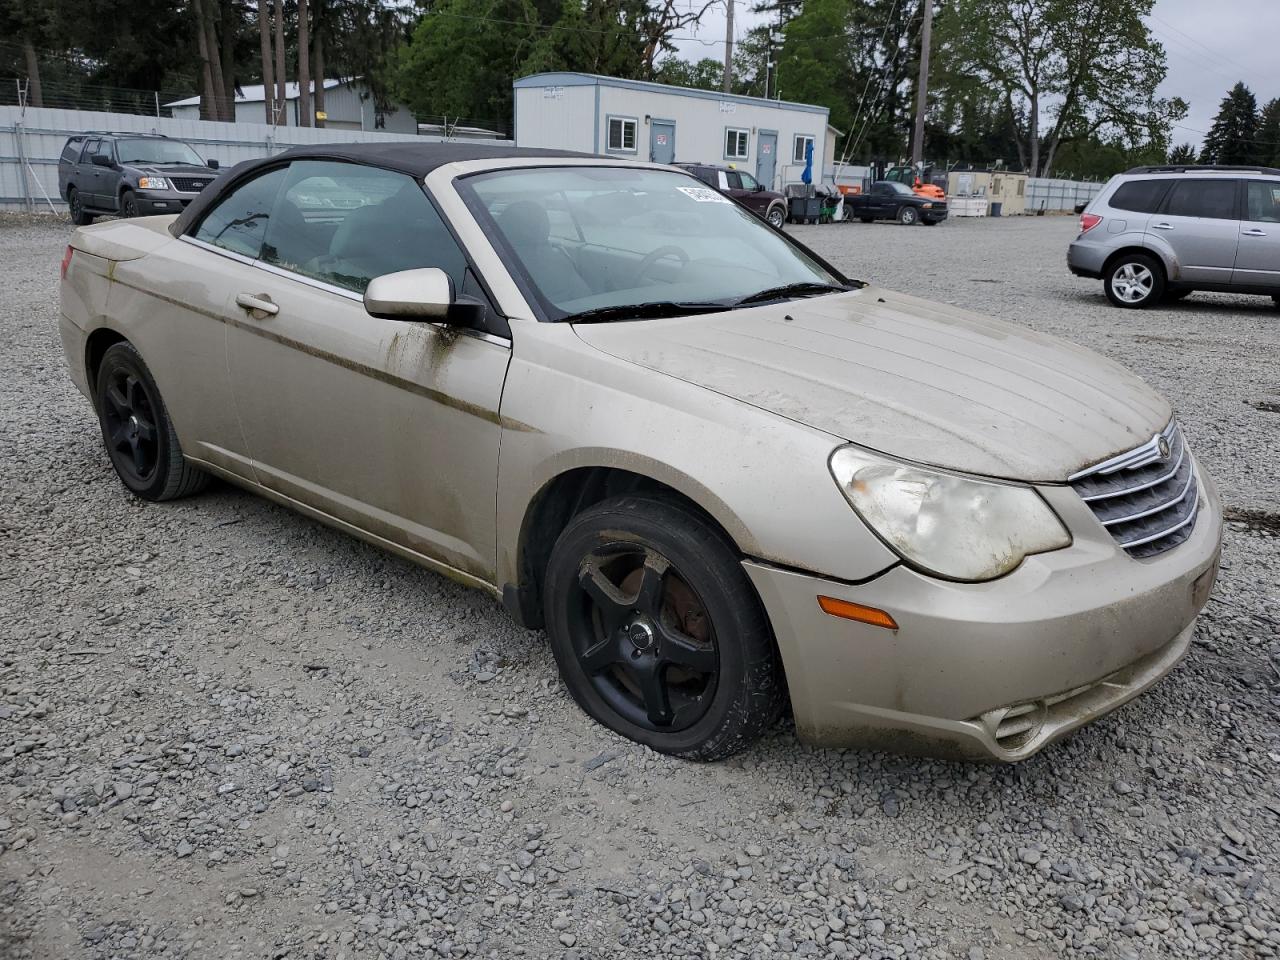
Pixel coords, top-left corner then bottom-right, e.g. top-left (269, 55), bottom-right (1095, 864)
top-left (68, 188), bottom-right (93, 226)
top-left (1104, 252), bottom-right (1165, 308)
top-left (120, 190), bottom-right (139, 218)
top-left (543, 496), bottom-right (784, 761)
top-left (898, 206), bottom-right (918, 225)
top-left (95, 341), bottom-right (210, 501)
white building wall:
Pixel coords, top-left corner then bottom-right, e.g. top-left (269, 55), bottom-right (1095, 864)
top-left (514, 74), bottom-right (829, 192)
top-left (170, 82), bottom-right (416, 133)
top-left (514, 84), bottom-right (595, 153)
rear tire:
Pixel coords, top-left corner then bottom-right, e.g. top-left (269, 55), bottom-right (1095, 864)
top-left (1104, 252), bottom-right (1165, 309)
top-left (69, 188), bottom-right (94, 226)
top-left (543, 496), bottom-right (784, 761)
top-left (95, 341), bottom-right (210, 501)
top-left (898, 206), bottom-right (918, 225)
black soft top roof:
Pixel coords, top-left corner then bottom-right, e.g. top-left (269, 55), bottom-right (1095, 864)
top-left (170, 141), bottom-right (599, 237)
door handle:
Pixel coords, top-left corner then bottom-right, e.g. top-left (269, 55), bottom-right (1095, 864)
top-left (235, 293), bottom-right (279, 317)
top-left (1151, 222), bottom-right (1174, 230)
top-left (1242, 228), bottom-right (1268, 237)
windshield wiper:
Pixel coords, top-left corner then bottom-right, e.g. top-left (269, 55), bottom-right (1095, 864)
top-left (732, 281), bottom-right (853, 307)
top-left (557, 300), bottom-right (728, 324)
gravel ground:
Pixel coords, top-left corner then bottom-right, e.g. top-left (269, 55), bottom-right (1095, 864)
top-left (2, 212), bottom-right (1278, 960)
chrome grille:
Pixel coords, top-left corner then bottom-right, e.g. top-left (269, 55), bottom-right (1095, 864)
top-left (1069, 421), bottom-right (1199, 559)
top-left (171, 177), bottom-right (212, 193)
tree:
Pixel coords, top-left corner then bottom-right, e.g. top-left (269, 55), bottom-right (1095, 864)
top-left (1, 0), bottom-right (52, 106)
top-left (1253, 97), bottom-right (1280, 167)
top-left (1199, 82), bottom-right (1258, 165)
top-left (938, 0), bottom-right (1183, 176)
top-left (259, 0), bottom-right (275, 123)
top-left (298, 0), bottom-right (311, 125)
top-left (653, 56), bottom-right (723, 91)
top-left (1167, 142), bottom-right (1196, 164)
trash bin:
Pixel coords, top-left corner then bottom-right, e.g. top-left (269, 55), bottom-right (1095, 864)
top-left (990, 201), bottom-right (1003, 217)
top-left (788, 197), bottom-right (821, 224)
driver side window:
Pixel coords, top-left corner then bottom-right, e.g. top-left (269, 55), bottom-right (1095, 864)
top-left (260, 160), bottom-right (467, 295)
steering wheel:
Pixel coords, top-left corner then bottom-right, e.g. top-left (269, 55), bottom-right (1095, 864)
top-left (628, 245), bottom-right (689, 287)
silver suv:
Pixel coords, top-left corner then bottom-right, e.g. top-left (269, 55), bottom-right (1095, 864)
top-left (1068, 164), bottom-right (1280, 308)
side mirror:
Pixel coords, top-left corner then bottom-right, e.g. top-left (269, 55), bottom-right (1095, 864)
top-left (363, 267), bottom-right (483, 327)
top-left (91, 154), bottom-right (113, 167)
top-left (207, 159), bottom-right (220, 170)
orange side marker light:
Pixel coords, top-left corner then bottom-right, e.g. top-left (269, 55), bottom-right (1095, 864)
top-left (817, 596), bottom-right (898, 630)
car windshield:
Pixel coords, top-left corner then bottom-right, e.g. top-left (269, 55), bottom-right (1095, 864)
top-left (115, 139), bottom-right (205, 166)
top-left (458, 166), bottom-right (844, 320)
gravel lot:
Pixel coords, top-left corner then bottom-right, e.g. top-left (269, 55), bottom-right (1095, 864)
top-left (2, 212), bottom-right (1278, 960)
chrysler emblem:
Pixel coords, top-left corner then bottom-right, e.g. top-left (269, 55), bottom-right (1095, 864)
top-left (1157, 436), bottom-right (1171, 460)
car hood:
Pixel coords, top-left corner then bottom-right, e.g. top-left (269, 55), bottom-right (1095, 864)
top-left (571, 287), bottom-right (1171, 482)
top-left (129, 163), bottom-right (212, 176)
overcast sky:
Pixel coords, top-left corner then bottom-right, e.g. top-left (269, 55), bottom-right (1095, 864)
top-left (669, 0), bottom-right (1278, 150)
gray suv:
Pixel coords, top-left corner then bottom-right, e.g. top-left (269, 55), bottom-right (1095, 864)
top-left (58, 133), bottom-right (220, 226)
top-left (1068, 164), bottom-right (1280, 308)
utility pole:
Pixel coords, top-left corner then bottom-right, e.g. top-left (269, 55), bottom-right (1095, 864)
top-left (722, 0), bottom-right (734, 93)
top-left (910, 0), bottom-right (933, 167)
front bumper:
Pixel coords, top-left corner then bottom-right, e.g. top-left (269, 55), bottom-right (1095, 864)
top-left (745, 460), bottom-right (1223, 761)
top-left (133, 191), bottom-right (197, 215)
top-left (922, 209), bottom-right (948, 223)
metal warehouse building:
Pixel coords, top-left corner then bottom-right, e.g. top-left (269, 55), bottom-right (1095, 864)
top-left (513, 72), bottom-right (832, 192)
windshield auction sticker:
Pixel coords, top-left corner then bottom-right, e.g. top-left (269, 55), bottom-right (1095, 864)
top-left (677, 186), bottom-right (731, 203)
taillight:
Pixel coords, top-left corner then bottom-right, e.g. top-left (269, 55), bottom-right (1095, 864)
top-left (60, 245), bottom-right (73, 280)
top-left (1080, 213), bottom-right (1102, 234)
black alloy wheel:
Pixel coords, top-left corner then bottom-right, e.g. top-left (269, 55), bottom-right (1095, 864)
top-left (95, 341), bottom-right (209, 501)
top-left (571, 544), bottom-right (719, 732)
top-left (544, 496), bottom-right (784, 760)
top-left (121, 190), bottom-right (140, 218)
top-left (69, 188), bottom-right (93, 225)
top-left (101, 363), bottom-right (160, 485)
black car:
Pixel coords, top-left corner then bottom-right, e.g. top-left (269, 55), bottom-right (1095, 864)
top-left (58, 133), bottom-right (221, 225)
top-left (844, 181), bottom-right (948, 225)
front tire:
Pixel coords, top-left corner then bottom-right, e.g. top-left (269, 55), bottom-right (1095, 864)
top-left (120, 190), bottom-right (140, 218)
top-left (766, 205), bottom-right (786, 230)
top-left (898, 206), bottom-right (918, 225)
top-left (1104, 253), bottom-right (1164, 308)
top-left (68, 188), bottom-right (93, 226)
top-left (95, 341), bottom-right (209, 501)
top-left (543, 496), bottom-right (784, 761)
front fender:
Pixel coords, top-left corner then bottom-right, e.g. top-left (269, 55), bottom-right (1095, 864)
top-left (495, 322), bottom-right (899, 590)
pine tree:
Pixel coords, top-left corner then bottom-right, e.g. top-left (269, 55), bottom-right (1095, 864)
top-left (1257, 98), bottom-right (1280, 167)
top-left (1199, 82), bottom-right (1258, 165)
top-left (1167, 143), bottom-right (1196, 164)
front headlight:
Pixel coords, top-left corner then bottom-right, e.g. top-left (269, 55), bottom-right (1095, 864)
top-left (829, 446), bottom-right (1071, 582)
top-left (138, 177), bottom-right (169, 190)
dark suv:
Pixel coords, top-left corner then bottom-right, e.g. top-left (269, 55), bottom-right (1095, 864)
top-left (676, 163), bottom-right (789, 230)
top-left (58, 133), bottom-right (221, 225)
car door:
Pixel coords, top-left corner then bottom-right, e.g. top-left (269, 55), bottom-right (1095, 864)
top-left (735, 171), bottom-right (769, 214)
top-left (723, 170), bottom-right (750, 206)
top-left (868, 183), bottom-right (893, 217)
top-left (88, 139), bottom-right (118, 208)
top-left (221, 159), bottom-right (510, 581)
top-left (77, 138), bottom-right (102, 206)
top-left (1149, 178), bottom-right (1241, 284)
top-left (1233, 178), bottom-right (1280, 288)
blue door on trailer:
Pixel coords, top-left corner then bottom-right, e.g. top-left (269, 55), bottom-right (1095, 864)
top-left (756, 132), bottom-right (777, 191)
top-left (650, 121), bottom-right (676, 164)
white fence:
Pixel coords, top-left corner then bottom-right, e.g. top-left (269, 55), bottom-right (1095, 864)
top-left (0, 105), bottom-right (511, 213)
top-left (1026, 177), bottom-right (1106, 213)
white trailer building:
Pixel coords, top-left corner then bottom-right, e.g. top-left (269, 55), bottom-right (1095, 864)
top-left (513, 72), bottom-right (831, 192)
top-left (166, 79), bottom-right (417, 133)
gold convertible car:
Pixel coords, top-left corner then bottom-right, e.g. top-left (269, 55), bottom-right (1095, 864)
top-left (59, 144), bottom-right (1222, 761)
